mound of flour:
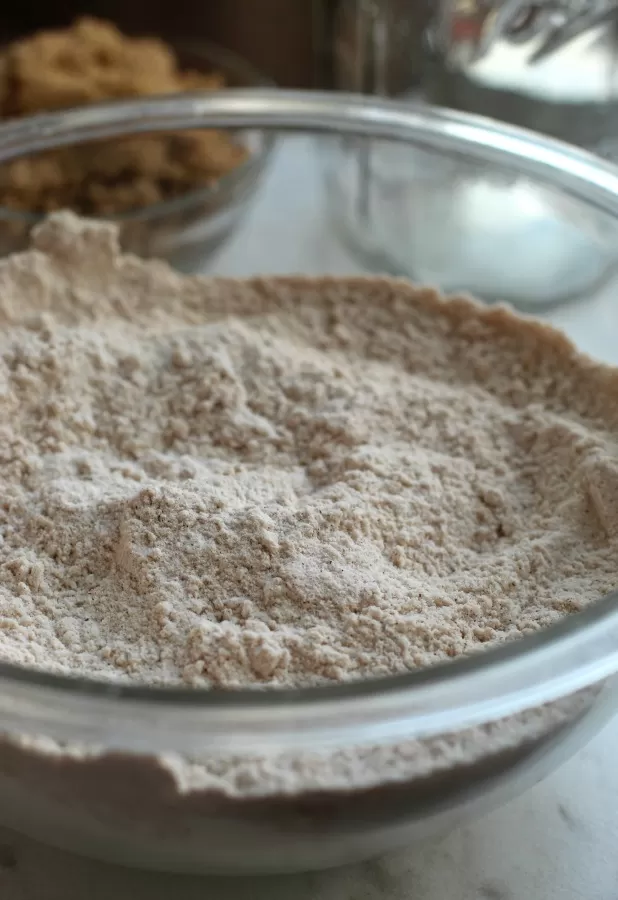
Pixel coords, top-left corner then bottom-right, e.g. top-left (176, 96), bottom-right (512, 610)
top-left (0, 212), bottom-right (616, 690)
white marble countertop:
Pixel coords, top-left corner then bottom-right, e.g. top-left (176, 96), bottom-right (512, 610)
top-left (4, 137), bottom-right (618, 900)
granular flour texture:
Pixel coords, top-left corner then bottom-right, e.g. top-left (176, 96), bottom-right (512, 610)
top-left (0, 213), bottom-right (617, 690)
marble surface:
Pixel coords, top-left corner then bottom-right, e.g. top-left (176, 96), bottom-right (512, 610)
top-left (4, 136), bottom-right (618, 900)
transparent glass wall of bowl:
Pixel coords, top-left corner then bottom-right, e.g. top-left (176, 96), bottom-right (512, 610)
top-left (320, 127), bottom-right (618, 309)
top-left (0, 678), bottom-right (615, 874)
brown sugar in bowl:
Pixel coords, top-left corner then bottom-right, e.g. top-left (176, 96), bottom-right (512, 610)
top-left (0, 19), bottom-right (273, 270)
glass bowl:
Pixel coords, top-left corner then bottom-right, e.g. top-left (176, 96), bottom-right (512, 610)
top-left (0, 42), bottom-right (274, 272)
top-left (0, 91), bottom-right (617, 875)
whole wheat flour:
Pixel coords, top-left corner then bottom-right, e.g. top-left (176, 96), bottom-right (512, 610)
top-left (0, 213), bottom-right (617, 691)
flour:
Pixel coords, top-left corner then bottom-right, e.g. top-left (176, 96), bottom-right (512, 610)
top-left (0, 212), bottom-right (617, 691)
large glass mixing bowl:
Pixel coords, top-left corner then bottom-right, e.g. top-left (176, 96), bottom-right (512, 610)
top-left (0, 91), bottom-right (617, 875)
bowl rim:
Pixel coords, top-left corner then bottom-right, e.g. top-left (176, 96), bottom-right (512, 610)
top-left (0, 38), bottom-right (276, 225)
top-left (0, 89), bottom-right (617, 753)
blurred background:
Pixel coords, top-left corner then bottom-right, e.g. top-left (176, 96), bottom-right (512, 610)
top-left (1, 0), bottom-right (319, 88)
top-left (3, 1), bottom-right (615, 149)
top-left (0, 0), bottom-right (428, 90)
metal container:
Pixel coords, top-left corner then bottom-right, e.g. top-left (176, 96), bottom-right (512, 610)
top-left (425, 1), bottom-right (618, 155)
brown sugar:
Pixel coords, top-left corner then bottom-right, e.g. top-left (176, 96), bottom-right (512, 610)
top-left (0, 17), bottom-right (248, 216)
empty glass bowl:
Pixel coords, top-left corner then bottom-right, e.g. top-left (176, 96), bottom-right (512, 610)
top-left (0, 91), bottom-right (617, 875)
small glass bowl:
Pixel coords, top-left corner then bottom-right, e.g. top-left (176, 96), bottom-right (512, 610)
top-left (0, 42), bottom-right (274, 271)
top-left (0, 91), bottom-right (617, 875)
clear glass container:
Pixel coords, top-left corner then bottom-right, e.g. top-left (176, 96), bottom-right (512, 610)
top-left (0, 91), bottom-right (617, 874)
